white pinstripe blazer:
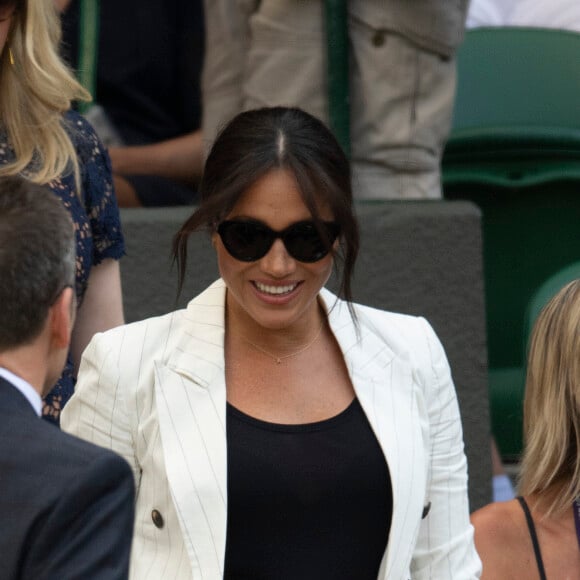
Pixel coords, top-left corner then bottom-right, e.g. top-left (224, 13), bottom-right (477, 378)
top-left (62, 279), bottom-right (481, 579)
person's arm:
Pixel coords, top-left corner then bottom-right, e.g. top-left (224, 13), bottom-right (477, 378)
top-left (411, 318), bottom-right (482, 578)
top-left (108, 130), bottom-right (203, 186)
top-left (21, 451), bottom-right (135, 580)
top-left (53, 0), bottom-right (72, 12)
top-left (70, 258), bottom-right (124, 373)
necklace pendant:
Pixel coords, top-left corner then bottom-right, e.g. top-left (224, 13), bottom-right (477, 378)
top-left (276, 357), bottom-right (281, 364)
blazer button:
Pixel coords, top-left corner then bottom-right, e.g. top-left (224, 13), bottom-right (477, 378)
top-left (371, 30), bottom-right (386, 47)
top-left (151, 509), bottom-right (164, 529)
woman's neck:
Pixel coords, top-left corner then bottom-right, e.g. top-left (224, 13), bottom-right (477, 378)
top-left (225, 293), bottom-right (326, 356)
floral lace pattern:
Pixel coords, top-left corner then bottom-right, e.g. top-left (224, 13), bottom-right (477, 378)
top-left (0, 110), bottom-right (125, 424)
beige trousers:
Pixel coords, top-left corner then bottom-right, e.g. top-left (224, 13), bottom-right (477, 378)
top-left (202, 0), bottom-right (464, 199)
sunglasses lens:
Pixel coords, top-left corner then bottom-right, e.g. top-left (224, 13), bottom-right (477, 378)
top-left (284, 222), bottom-right (336, 262)
top-left (218, 221), bottom-right (273, 262)
top-left (218, 220), bottom-right (339, 262)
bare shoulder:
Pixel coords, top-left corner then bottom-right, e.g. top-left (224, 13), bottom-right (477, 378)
top-left (471, 499), bottom-right (532, 579)
top-left (472, 499), bottom-right (521, 534)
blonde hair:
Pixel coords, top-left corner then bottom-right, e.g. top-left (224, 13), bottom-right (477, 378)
top-left (0, 0), bottom-right (90, 185)
top-left (518, 279), bottom-right (580, 516)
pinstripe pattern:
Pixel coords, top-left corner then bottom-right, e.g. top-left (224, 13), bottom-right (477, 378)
top-left (62, 280), bottom-right (481, 579)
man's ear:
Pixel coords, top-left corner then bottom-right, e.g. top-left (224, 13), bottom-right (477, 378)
top-left (50, 286), bottom-right (76, 350)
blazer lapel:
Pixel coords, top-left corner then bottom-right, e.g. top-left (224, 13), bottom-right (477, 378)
top-left (154, 281), bottom-right (229, 578)
top-left (322, 290), bottom-right (426, 580)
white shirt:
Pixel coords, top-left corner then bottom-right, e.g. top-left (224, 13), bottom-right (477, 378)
top-left (466, 0), bottom-right (580, 33)
top-left (0, 367), bottom-right (42, 416)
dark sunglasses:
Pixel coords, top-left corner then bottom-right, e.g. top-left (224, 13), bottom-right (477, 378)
top-left (217, 219), bottom-right (340, 263)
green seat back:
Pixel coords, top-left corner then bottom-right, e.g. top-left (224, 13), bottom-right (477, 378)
top-left (524, 261), bottom-right (580, 343)
top-left (442, 27), bottom-right (580, 460)
top-left (444, 27), bottom-right (580, 188)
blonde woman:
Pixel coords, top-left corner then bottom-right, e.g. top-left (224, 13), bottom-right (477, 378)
top-left (0, 0), bottom-right (124, 423)
top-left (472, 279), bottom-right (580, 579)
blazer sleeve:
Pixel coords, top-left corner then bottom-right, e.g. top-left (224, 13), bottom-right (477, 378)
top-left (61, 329), bottom-right (141, 489)
top-left (21, 451), bottom-right (135, 580)
top-left (410, 317), bottom-right (482, 579)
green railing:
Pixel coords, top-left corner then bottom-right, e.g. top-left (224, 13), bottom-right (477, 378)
top-left (325, 0), bottom-right (350, 156)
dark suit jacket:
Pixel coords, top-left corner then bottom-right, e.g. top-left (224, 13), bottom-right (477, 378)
top-left (0, 376), bottom-right (135, 579)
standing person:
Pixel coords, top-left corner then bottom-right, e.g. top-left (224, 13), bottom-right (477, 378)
top-left (202, 0), bottom-right (469, 200)
top-left (0, 176), bottom-right (134, 580)
top-left (62, 107), bottom-right (481, 579)
top-left (472, 279), bottom-right (580, 579)
top-left (58, 0), bottom-right (204, 207)
top-left (0, 0), bottom-right (125, 423)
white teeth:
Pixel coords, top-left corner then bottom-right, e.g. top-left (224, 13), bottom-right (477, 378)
top-left (255, 282), bottom-right (297, 295)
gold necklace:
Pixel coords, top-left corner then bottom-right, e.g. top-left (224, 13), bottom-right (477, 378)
top-left (241, 321), bottom-right (325, 364)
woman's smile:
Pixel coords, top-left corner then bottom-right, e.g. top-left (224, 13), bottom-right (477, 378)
top-left (252, 280), bottom-right (300, 296)
top-left (250, 279), bottom-right (303, 306)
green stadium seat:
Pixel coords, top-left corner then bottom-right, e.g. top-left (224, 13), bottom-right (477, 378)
top-left (442, 27), bottom-right (580, 461)
top-left (444, 27), bottom-right (580, 188)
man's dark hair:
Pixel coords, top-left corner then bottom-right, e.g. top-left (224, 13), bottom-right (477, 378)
top-left (0, 176), bottom-right (75, 350)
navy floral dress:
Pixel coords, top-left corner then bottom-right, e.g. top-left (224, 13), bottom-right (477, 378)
top-left (0, 110), bottom-right (125, 424)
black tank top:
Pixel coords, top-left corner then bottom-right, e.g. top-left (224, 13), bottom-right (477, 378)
top-left (224, 398), bottom-right (392, 579)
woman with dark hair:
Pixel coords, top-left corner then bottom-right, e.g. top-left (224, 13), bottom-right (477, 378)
top-left (62, 107), bottom-right (480, 579)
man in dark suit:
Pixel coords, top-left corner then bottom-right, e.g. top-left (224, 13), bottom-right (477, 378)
top-left (0, 176), bottom-right (135, 579)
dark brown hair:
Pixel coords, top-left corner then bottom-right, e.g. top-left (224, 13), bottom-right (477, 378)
top-left (0, 0), bottom-right (19, 10)
top-left (0, 0), bottom-right (20, 19)
top-left (173, 107), bottom-right (359, 307)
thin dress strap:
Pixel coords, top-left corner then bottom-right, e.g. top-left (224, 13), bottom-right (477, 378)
top-left (573, 499), bottom-right (580, 552)
top-left (517, 496), bottom-right (548, 580)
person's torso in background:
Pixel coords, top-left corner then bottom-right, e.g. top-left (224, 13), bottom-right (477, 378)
top-left (60, 0), bottom-right (204, 145)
